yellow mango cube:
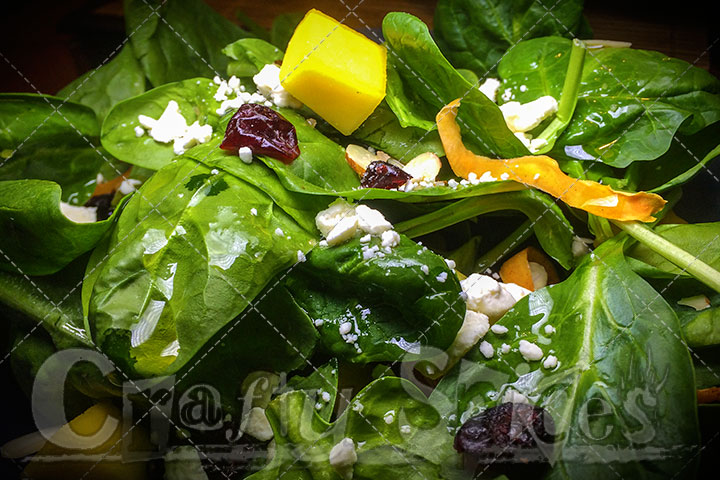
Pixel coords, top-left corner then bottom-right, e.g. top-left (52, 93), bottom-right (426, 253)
top-left (280, 9), bottom-right (387, 135)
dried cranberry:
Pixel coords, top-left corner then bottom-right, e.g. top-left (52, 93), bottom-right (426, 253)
top-left (360, 161), bottom-right (412, 189)
top-left (454, 403), bottom-right (554, 464)
top-left (220, 104), bottom-right (300, 163)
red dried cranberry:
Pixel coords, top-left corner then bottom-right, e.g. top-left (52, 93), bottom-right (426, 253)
top-left (220, 104), bottom-right (300, 163)
top-left (454, 402), bottom-right (554, 464)
top-left (360, 161), bottom-right (412, 189)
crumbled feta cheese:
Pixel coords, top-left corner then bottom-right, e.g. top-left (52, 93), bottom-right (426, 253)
top-left (421, 265), bottom-right (429, 275)
top-left (445, 259), bottom-right (456, 270)
top-left (59, 202), bottom-right (97, 223)
top-left (380, 230), bottom-right (401, 249)
top-left (677, 295), bottom-right (711, 311)
top-left (519, 340), bottom-right (543, 361)
top-left (519, 85), bottom-right (528, 93)
top-left (499, 95), bottom-right (558, 133)
top-left (503, 282), bottom-right (531, 302)
top-left (118, 178), bottom-right (142, 195)
top-left (478, 171), bottom-right (498, 182)
top-left (326, 216), bottom-right (358, 246)
top-left (436, 272), bottom-right (448, 283)
top-left (329, 438), bottom-right (357, 474)
top-left (490, 324), bottom-right (508, 335)
top-left (137, 101), bottom-right (213, 154)
top-left (238, 146), bottom-right (253, 164)
top-left (134, 125), bottom-right (144, 137)
top-left (359, 234), bottom-right (371, 243)
top-left (543, 355), bottom-right (559, 369)
top-left (435, 310), bottom-right (490, 370)
top-left (502, 389), bottom-right (529, 404)
top-left (274, 228), bottom-right (284, 237)
top-left (478, 77), bottom-right (501, 102)
top-left (315, 200), bottom-right (358, 238)
top-left (383, 411), bottom-right (395, 424)
top-left (314, 319), bottom-right (324, 327)
top-left (500, 343), bottom-right (511, 354)
top-left (339, 322), bottom-right (353, 335)
top-left (528, 261), bottom-right (548, 289)
top-left (460, 274), bottom-right (519, 322)
top-left (479, 340), bottom-right (494, 359)
top-left (321, 391), bottom-right (331, 402)
top-left (250, 208), bottom-right (258, 216)
top-left (500, 172), bottom-right (510, 181)
top-left (241, 407), bottom-right (273, 441)
top-left (544, 325), bottom-right (556, 336)
top-left (253, 64), bottom-right (303, 109)
top-left (447, 178), bottom-right (459, 189)
top-left (297, 250), bottom-right (306, 263)
top-left (400, 425), bottom-right (411, 434)
top-left (355, 204), bottom-right (392, 235)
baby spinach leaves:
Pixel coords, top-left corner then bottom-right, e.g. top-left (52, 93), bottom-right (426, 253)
top-left (124, 0), bottom-right (247, 87)
top-left (285, 236), bottom-right (465, 363)
top-left (433, 238), bottom-right (700, 478)
top-left (101, 77), bottom-right (222, 170)
top-left (57, 44), bottom-right (146, 123)
top-left (88, 158), bottom-right (318, 377)
top-left (0, 94), bottom-right (109, 205)
top-left (498, 37), bottom-right (720, 168)
top-left (434, 0), bottom-right (588, 77)
top-left (0, 180), bottom-right (122, 276)
top-left (222, 38), bottom-right (284, 78)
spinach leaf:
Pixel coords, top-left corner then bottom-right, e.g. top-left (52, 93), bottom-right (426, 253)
top-left (381, 12), bottom-right (527, 158)
top-left (432, 238), bottom-right (699, 478)
top-left (434, 0), bottom-right (587, 77)
top-left (285, 236), bottom-right (465, 363)
top-left (250, 377), bottom-right (454, 480)
top-left (693, 347), bottom-right (720, 389)
top-left (222, 38), bottom-right (283, 78)
top-left (124, 0), bottom-right (247, 87)
top-left (270, 12), bottom-right (304, 51)
top-left (498, 37), bottom-right (720, 168)
top-left (282, 359), bottom-right (339, 422)
top-left (101, 77), bottom-right (222, 170)
top-left (0, 255), bottom-right (90, 349)
top-left (57, 44), bottom-right (146, 123)
top-left (0, 180), bottom-right (123, 276)
top-left (88, 158), bottom-right (319, 377)
top-left (626, 223), bottom-right (720, 279)
top-left (395, 190), bottom-right (575, 270)
top-left (678, 292), bottom-right (720, 348)
top-left (0, 94), bottom-right (108, 205)
top-left (352, 102), bottom-right (445, 161)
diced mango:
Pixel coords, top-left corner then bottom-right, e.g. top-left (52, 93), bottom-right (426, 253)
top-left (280, 9), bottom-right (386, 135)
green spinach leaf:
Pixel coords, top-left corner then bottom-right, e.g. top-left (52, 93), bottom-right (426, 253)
top-left (0, 94), bottom-right (108, 205)
top-left (124, 0), bottom-right (247, 87)
top-left (0, 180), bottom-right (123, 276)
top-left (57, 44), bottom-right (146, 122)
top-left (270, 12), bottom-right (304, 51)
top-left (101, 77), bottom-right (222, 170)
top-left (222, 38), bottom-right (283, 78)
top-left (89, 158), bottom-right (319, 377)
top-left (434, 0), bottom-right (587, 76)
top-left (282, 359), bottom-right (339, 422)
top-left (285, 236), bottom-right (465, 363)
top-left (432, 238), bottom-right (700, 478)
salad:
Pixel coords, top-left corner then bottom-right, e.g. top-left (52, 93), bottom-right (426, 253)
top-left (1, 0), bottom-right (719, 479)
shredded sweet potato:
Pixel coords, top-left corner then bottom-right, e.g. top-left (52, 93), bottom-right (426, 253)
top-left (436, 100), bottom-right (666, 222)
top-left (92, 167), bottom-right (133, 197)
top-left (698, 387), bottom-right (720, 404)
top-left (500, 247), bottom-right (559, 291)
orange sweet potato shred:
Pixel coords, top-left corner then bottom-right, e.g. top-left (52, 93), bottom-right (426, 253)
top-left (436, 100), bottom-right (667, 222)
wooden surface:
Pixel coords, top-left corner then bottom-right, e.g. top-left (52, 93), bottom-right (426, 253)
top-left (1, 0), bottom-right (717, 95)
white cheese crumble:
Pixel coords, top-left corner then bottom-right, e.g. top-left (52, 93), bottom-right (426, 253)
top-left (238, 146), bottom-right (253, 164)
top-left (461, 274), bottom-right (525, 322)
top-left (329, 438), bottom-right (357, 474)
top-left (445, 259), bottom-right (456, 270)
top-left (60, 202), bottom-right (97, 223)
top-left (677, 295), bottom-right (711, 311)
top-left (381, 230), bottom-right (401, 248)
top-left (499, 95), bottom-right (558, 133)
top-left (355, 204), bottom-right (392, 235)
top-left (421, 265), bottom-right (429, 275)
top-left (253, 64), bottom-right (303, 109)
top-left (326, 216), bottom-right (358, 246)
top-left (274, 227), bottom-right (284, 237)
top-left (518, 340), bottom-right (544, 361)
top-left (543, 355), bottom-right (559, 369)
top-left (134, 125), bottom-right (144, 137)
top-left (436, 272), bottom-right (448, 283)
top-left (297, 250), bottom-right (306, 263)
top-left (490, 324), bottom-right (508, 335)
top-left (502, 389), bottom-right (529, 404)
top-left (314, 318), bottom-right (324, 327)
top-left (500, 343), bottom-right (511, 354)
top-left (544, 325), bottom-right (556, 336)
top-left (250, 208), bottom-right (258, 216)
top-left (241, 407), bottom-right (273, 441)
top-left (400, 425), bottom-right (412, 434)
top-left (479, 340), bottom-right (494, 359)
top-left (137, 100), bottom-right (213, 155)
top-left (383, 411), bottom-right (395, 424)
top-left (339, 322), bottom-right (353, 335)
top-left (478, 77), bottom-right (501, 102)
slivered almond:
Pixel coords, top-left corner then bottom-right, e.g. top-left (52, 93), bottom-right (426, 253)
top-left (345, 144), bottom-right (377, 175)
top-left (403, 152), bottom-right (442, 181)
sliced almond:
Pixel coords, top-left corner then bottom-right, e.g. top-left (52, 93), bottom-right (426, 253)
top-left (345, 144), bottom-right (377, 175)
top-left (403, 152), bottom-right (442, 182)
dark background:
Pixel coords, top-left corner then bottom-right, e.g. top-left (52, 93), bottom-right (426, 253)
top-left (1, 0), bottom-right (719, 478)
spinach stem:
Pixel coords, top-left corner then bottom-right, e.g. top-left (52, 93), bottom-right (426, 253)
top-left (536, 39), bottom-right (587, 143)
top-left (614, 220), bottom-right (720, 293)
top-left (475, 219), bottom-right (533, 271)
